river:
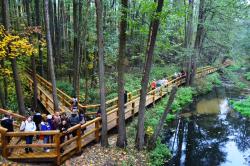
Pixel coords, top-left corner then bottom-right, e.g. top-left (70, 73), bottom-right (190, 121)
top-left (164, 82), bottom-right (250, 166)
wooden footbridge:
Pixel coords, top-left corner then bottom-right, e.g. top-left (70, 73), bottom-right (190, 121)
top-left (0, 65), bottom-right (228, 165)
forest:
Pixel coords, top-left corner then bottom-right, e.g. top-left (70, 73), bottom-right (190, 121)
top-left (0, 0), bottom-right (250, 165)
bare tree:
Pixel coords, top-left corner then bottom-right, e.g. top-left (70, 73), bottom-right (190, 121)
top-left (44, 0), bottom-right (59, 112)
top-left (116, 0), bottom-right (128, 148)
top-left (148, 86), bottom-right (177, 150)
top-left (136, 0), bottom-right (164, 150)
top-left (95, 0), bottom-right (108, 147)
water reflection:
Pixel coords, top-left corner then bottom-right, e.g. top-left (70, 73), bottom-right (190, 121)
top-left (164, 86), bottom-right (250, 166)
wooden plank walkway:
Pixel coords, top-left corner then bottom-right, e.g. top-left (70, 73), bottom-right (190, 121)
top-left (0, 65), bottom-right (224, 165)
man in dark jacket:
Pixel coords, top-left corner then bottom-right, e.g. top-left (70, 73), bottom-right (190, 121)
top-left (69, 112), bottom-right (80, 137)
top-left (1, 115), bottom-right (14, 143)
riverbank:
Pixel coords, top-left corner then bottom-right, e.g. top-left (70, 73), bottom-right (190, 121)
top-left (65, 71), bottom-right (223, 166)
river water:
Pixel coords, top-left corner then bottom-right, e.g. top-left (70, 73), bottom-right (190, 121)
top-left (164, 83), bottom-right (250, 166)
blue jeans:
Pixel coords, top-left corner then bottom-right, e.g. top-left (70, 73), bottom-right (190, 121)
top-left (43, 136), bottom-right (50, 151)
top-left (25, 136), bottom-right (33, 152)
top-left (26, 136), bottom-right (33, 144)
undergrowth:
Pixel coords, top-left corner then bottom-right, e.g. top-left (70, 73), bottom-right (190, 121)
top-left (230, 96), bottom-right (250, 117)
top-left (244, 72), bottom-right (250, 81)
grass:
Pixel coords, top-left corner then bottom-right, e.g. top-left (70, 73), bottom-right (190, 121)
top-left (230, 96), bottom-right (250, 117)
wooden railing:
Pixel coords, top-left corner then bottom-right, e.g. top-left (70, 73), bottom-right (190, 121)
top-left (0, 65), bottom-right (223, 165)
top-left (26, 65), bottom-right (218, 116)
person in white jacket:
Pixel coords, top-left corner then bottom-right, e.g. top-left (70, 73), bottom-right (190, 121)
top-left (20, 116), bottom-right (36, 153)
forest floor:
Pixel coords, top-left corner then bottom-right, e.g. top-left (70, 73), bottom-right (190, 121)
top-left (64, 134), bottom-right (148, 166)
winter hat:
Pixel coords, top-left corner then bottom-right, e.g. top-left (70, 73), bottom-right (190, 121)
top-left (47, 114), bottom-right (52, 119)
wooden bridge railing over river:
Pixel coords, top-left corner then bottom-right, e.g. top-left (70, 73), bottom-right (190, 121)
top-left (0, 65), bottom-right (228, 165)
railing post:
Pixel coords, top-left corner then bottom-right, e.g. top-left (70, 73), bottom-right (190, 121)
top-left (1, 129), bottom-right (8, 158)
top-left (152, 90), bottom-right (155, 106)
top-left (45, 96), bottom-right (48, 110)
top-left (95, 120), bottom-right (100, 142)
top-left (76, 125), bottom-right (82, 153)
top-left (39, 90), bottom-right (42, 102)
top-left (55, 133), bottom-right (61, 166)
top-left (131, 102), bottom-right (135, 118)
top-left (128, 93), bottom-right (132, 101)
top-left (160, 87), bottom-right (163, 97)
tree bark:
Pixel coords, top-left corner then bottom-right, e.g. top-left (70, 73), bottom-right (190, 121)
top-left (190, 0), bottom-right (205, 85)
top-left (44, 0), bottom-right (59, 112)
top-left (148, 86), bottom-right (177, 150)
top-left (25, 0), bottom-right (38, 111)
top-left (3, 0), bottom-right (26, 115)
top-left (116, 0), bottom-right (128, 148)
top-left (35, 0), bottom-right (45, 77)
top-left (11, 59), bottom-right (26, 115)
top-left (135, 0), bottom-right (164, 150)
top-left (72, 0), bottom-right (81, 98)
top-left (185, 0), bottom-right (194, 86)
top-left (1, 0), bottom-right (9, 106)
top-left (95, 0), bottom-right (109, 147)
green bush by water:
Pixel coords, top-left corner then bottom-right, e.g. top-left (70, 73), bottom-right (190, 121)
top-left (195, 73), bottom-right (222, 94)
top-left (230, 96), bottom-right (250, 117)
top-left (149, 139), bottom-right (172, 166)
top-left (244, 72), bottom-right (250, 81)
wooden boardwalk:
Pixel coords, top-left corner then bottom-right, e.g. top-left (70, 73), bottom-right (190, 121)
top-left (0, 65), bottom-right (224, 165)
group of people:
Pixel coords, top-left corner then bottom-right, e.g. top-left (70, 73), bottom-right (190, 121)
top-left (151, 78), bottom-right (168, 90)
top-left (19, 108), bottom-right (86, 153)
top-left (0, 96), bottom-right (87, 153)
top-left (150, 70), bottom-right (187, 90)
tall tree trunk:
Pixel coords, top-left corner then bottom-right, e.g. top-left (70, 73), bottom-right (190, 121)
top-left (1, 0), bottom-right (9, 106)
top-left (25, 0), bottom-right (38, 111)
top-left (11, 59), bottom-right (26, 115)
top-left (116, 0), bottom-right (128, 148)
top-left (135, 0), bottom-right (164, 150)
top-left (35, 0), bottom-right (45, 77)
top-left (95, 0), bottom-right (108, 147)
top-left (3, 0), bottom-right (26, 115)
top-left (185, 0), bottom-right (194, 86)
top-left (190, 0), bottom-right (205, 85)
top-left (148, 86), bottom-right (177, 150)
top-left (0, 81), bottom-right (6, 108)
top-left (72, 0), bottom-right (81, 98)
top-left (44, 0), bottom-right (59, 112)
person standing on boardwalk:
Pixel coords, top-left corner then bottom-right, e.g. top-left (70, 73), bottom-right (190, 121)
top-left (151, 79), bottom-right (156, 90)
top-left (20, 116), bottom-right (36, 153)
top-left (1, 114), bottom-right (14, 143)
top-left (71, 96), bottom-right (78, 112)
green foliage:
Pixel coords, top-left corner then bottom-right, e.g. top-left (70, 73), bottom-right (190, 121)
top-left (166, 113), bottom-right (176, 122)
top-left (149, 139), bottom-right (171, 166)
top-left (230, 96), bottom-right (250, 117)
top-left (57, 81), bottom-right (74, 96)
top-left (150, 65), bottom-right (179, 80)
top-left (195, 73), bottom-right (222, 94)
top-left (244, 72), bottom-right (250, 81)
top-left (227, 65), bottom-right (242, 72)
top-left (223, 68), bottom-right (247, 90)
top-left (172, 87), bottom-right (194, 112)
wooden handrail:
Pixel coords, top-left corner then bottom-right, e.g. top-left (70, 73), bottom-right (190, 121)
top-left (0, 108), bottom-right (25, 121)
top-left (0, 65), bottom-right (226, 165)
top-left (6, 130), bottom-right (60, 137)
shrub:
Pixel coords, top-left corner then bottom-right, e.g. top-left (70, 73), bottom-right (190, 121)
top-left (149, 139), bottom-right (172, 166)
top-left (244, 72), bottom-right (250, 81)
top-left (230, 96), bottom-right (250, 117)
top-left (195, 73), bottom-right (221, 94)
top-left (57, 81), bottom-right (74, 96)
top-left (171, 87), bottom-right (194, 112)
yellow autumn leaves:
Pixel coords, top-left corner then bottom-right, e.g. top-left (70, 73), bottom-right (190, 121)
top-left (0, 25), bottom-right (37, 60)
